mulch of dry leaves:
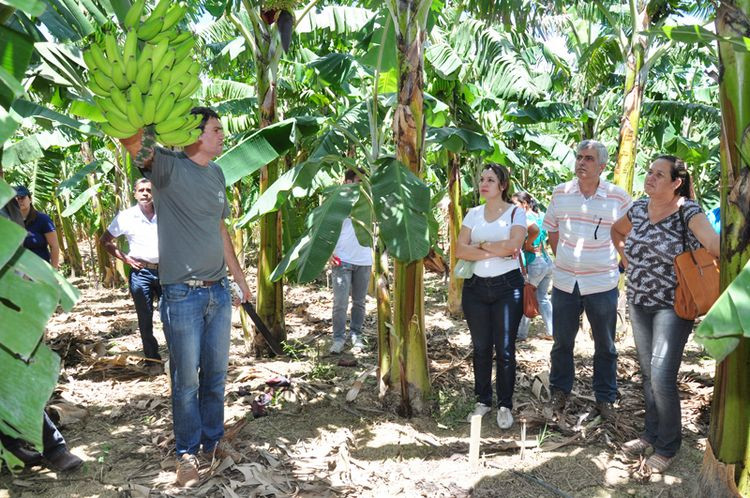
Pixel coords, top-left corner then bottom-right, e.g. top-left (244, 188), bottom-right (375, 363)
top-left (0, 273), bottom-right (715, 497)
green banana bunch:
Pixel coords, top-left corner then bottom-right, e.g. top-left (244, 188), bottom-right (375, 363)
top-left (83, 1), bottom-right (203, 146)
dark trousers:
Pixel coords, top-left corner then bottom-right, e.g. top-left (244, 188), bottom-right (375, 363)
top-left (462, 270), bottom-right (524, 409)
top-left (549, 284), bottom-right (619, 402)
top-left (129, 267), bottom-right (162, 360)
top-left (0, 412), bottom-right (67, 458)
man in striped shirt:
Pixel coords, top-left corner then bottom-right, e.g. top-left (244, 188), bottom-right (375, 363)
top-left (543, 140), bottom-right (632, 420)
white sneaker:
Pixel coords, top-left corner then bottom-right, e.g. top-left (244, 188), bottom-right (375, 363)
top-left (329, 339), bottom-right (345, 354)
top-left (466, 402), bottom-right (492, 422)
top-left (496, 407), bottom-right (513, 429)
top-left (351, 336), bottom-right (365, 351)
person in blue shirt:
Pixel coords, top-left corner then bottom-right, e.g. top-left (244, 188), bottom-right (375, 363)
top-left (512, 191), bottom-right (553, 340)
top-left (14, 185), bottom-right (60, 268)
top-left (707, 206), bottom-right (720, 233)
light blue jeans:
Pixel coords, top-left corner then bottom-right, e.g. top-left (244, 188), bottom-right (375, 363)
top-left (517, 255), bottom-right (554, 339)
top-left (332, 263), bottom-right (371, 344)
top-left (629, 303), bottom-right (694, 457)
top-left (161, 278), bottom-right (232, 456)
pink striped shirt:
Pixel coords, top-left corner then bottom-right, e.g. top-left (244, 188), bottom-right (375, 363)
top-left (543, 178), bottom-right (632, 295)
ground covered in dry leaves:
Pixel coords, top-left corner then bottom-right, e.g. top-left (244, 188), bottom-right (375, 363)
top-left (0, 273), bottom-right (715, 497)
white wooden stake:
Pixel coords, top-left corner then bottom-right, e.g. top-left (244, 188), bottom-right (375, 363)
top-left (469, 414), bottom-right (482, 469)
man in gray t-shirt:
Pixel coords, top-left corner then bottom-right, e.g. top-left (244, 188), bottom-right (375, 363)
top-left (120, 107), bottom-right (251, 488)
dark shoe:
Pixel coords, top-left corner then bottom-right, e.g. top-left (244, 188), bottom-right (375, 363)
top-left (9, 445), bottom-right (43, 466)
top-left (550, 389), bottom-right (568, 412)
top-left (45, 449), bottom-right (83, 472)
top-left (176, 454), bottom-right (200, 487)
top-left (596, 401), bottom-right (615, 422)
top-left (145, 362), bottom-right (163, 376)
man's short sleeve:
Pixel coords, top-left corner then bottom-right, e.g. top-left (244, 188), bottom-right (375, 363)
top-left (215, 164), bottom-right (230, 219)
top-left (146, 147), bottom-right (176, 188)
top-left (542, 194), bottom-right (558, 232)
top-left (107, 213), bottom-right (124, 238)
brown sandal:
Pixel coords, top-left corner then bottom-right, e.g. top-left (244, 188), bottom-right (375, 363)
top-left (645, 453), bottom-right (673, 473)
top-left (622, 438), bottom-right (652, 456)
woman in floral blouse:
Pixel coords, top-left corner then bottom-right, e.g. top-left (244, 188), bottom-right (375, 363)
top-left (611, 155), bottom-right (719, 473)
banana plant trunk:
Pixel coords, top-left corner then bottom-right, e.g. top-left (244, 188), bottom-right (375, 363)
top-left (447, 151), bottom-right (462, 316)
top-left (235, 2), bottom-right (286, 352)
top-left (81, 143), bottom-right (118, 286)
top-left (375, 240), bottom-right (393, 397)
top-left (387, 0), bottom-right (432, 415)
top-left (698, 2), bottom-right (750, 494)
top-left (52, 197), bottom-right (83, 275)
top-left (612, 0), bottom-right (649, 193)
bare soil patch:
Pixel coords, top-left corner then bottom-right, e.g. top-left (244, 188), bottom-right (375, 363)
top-left (0, 273), bottom-right (715, 497)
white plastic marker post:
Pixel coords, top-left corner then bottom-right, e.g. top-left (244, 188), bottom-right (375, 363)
top-left (469, 414), bottom-right (482, 469)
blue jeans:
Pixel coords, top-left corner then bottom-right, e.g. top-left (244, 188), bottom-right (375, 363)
top-left (129, 267), bottom-right (162, 360)
top-left (550, 284), bottom-right (619, 403)
top-left (518, 256), bottom-right (553, 339)
top-left (462, 270), bottom-right (524, 408)
top-left (161, 278), bottom-right (232, 456)
top-left (629, 303), bottom-right (693, 457)
top-left (332, 263), bottom-right (371, 344)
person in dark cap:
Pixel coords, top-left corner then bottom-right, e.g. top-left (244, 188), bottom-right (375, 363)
top-left (0, 186), bottom-right (83, 472)
top-left (14, 185), bottom-right (60, 269)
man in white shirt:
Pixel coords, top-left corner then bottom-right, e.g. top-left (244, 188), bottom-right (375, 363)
top-left (543, 140), bottom-right (632, 420)
top-left (100, 178), bottom-right (162, 373)
top-left (330, 170), bottom-right (372, 354)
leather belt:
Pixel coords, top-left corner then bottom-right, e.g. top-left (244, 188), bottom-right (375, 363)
top-left (141, 262), bottom-right (159, 270)
top-left (184, 279), bottom-right (218, 288)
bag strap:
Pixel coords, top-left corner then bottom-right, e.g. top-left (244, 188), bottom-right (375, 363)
top-left (511, 206), bottom-right (529, 278)
top-left (678, 205), bottom-right (699, 267)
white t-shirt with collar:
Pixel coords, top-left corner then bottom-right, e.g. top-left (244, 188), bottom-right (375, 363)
top-left (107, 205), bottom-right (159, 264)
top-left (462, 204), bottom-right (526, 277)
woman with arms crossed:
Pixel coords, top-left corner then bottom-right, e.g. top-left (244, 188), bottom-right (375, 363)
top-left (457, 164), bottom-right (526, 429)
top-left (611, 155), bottom-right (719, 473)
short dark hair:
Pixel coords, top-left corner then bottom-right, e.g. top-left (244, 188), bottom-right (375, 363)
top-left (654, 155), bottom-right (692, 198)
top-left (483, 163), bottom-right (512, 203)
top-left (190, 107), bottom-right (220, 132)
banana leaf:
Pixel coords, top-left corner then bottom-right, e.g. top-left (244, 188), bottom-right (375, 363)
top-left (0, 104), bottom-right (21, 144)
top-left (425, 41), bottom-right (464, 80)
top-left (0, 25), bottom-right (34, 107)
top-left (0, 0), bottom-right (46, 16)
top-left (61, 183), bottom-right (100, 217)
top-left (426, 126), bottom-right (492, 154)
top-left (296, 5), bottom-right (375, 34)
top-left (217, 118), bottom-right (318, 186)
top-left (0, 342), bottom-right (60, 451)
top-left (271, 183), bottom-right (360, 283)
top-left (2, 134), bottom-right (44, 168)
top-left (12, 99), bottom-right (100, 135)
top-left (694, 259), bottom-right (750, 362)
top-left (372, 158), bottom-right (430, 263)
